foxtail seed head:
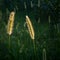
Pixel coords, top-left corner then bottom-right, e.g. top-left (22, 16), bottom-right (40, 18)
top-left (26, 15), bottom-right (35, 40)
top-left (7, 11), bottom-right (15, 35)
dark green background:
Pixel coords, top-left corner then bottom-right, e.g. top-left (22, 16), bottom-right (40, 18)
top-left (0, 0), bottom-right (60, 60)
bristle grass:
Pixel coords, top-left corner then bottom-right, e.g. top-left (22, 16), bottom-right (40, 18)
top-left (26, 15), bottom-right (36, 57)
top-left (26, 15), bottom-right (35, 40)
top-left (7, 11), bottom-right (15, 48)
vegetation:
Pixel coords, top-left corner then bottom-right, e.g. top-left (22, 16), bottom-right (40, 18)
top-left (0, 0), bottom-right (60, 60)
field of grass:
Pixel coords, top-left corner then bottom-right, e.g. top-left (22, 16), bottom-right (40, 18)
top-left (0, 11), bottom-right (60, 60)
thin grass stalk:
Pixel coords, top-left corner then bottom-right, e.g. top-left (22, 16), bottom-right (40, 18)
top-left (33, 40), bottom-right (36, 57)
top-left (9, 35), bottom-right (10, 49)
top-left (43, 48), bottom-right (46, 60)
top-left (26, 15), bottom-right (36, 58)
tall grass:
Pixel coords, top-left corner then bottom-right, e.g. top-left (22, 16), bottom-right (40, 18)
top-left (26, 15), bottom-right (36, 57)
top-left (7, 11), bottom-right (15, 48)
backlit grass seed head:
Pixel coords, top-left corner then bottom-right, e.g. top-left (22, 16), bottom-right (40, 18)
top-left (26, 15), bottom-right (35, 40)
top-left (7, 11), bottom-right (15, 35)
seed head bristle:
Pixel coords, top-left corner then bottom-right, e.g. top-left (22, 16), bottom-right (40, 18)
top-left (7, 11), bottom-right (15, 35)
top-left (26, 15), bottom-right (35, 40)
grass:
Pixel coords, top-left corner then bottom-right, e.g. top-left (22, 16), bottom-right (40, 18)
top-left (0, 11), bottom-right (60, 60)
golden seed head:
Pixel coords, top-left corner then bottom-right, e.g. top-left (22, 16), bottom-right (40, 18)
top-left (7, 11), bottom-right (15, 35)
top-left (26, 15), bottom-right (35, 40)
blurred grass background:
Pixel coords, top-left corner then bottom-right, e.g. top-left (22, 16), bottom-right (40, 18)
top-left (0, 11), bottom-right (60, 60)
top-left (0, 0), bottom-right (60, 60)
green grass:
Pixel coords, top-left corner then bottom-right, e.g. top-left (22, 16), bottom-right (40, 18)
top-left (0, 11), bottom-right (60, 60)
